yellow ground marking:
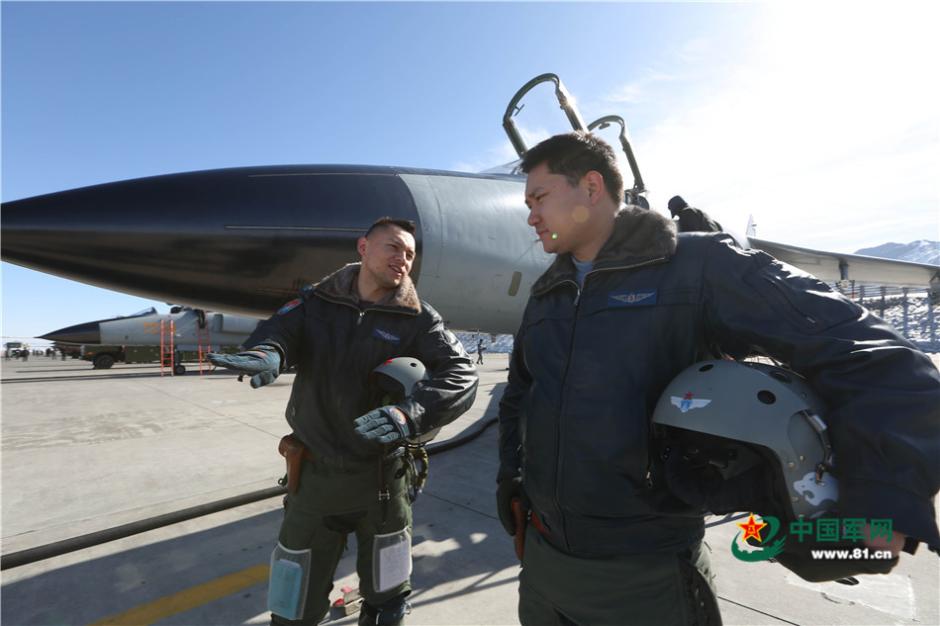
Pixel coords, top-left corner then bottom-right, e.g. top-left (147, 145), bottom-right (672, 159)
top-left (90, 564), bottom-right (269, 626)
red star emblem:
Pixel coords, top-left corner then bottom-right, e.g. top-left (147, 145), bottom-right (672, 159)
top-left (737, 513), bottom-right (767, 543)
top-left (684, 392), bottom-right (694, 400)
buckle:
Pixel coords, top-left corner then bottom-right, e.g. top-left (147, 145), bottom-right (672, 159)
top-left (378, 488), bottom-right (391, 501)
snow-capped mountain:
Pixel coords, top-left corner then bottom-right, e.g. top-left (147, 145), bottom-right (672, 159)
top-left (854, 240), bottom-right (939, 265)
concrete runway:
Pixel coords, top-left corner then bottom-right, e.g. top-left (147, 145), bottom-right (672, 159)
top-left (2, 354), bottom-right (938, 625)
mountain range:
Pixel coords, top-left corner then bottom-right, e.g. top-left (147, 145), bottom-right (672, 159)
top-left (854, 240), bottom-right (939, 265)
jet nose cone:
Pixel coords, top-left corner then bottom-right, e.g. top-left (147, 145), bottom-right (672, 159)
top-left (1, 165), bottom-right (419, 317)
top-left (39, 321), bottom-right (101, 345)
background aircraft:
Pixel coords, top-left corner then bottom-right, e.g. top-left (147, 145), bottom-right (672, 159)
top-left (2, 74), bottom-right (937, 335)
top-left (40, 306), bottom-right (260, 370)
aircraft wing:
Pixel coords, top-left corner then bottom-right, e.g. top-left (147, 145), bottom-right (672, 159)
top-left (750, 237), bottom-right (940, 294)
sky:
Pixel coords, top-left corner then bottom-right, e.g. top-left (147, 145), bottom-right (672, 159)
top-left (2, 1), bottom-right (938, 344)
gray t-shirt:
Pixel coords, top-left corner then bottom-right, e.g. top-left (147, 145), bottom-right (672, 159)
top-left (573, 257), bottom-right (594, 288)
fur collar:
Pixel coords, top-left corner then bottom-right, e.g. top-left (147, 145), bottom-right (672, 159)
top-left (531, 207), bottom-right (678, 295)
top-left (313, 263), bottom-right (422, 314)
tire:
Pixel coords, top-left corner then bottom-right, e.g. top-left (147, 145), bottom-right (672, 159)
top-left (174, 364), bottom-right (186, 375)
top-left (93, 354), bottom-right (115, 369)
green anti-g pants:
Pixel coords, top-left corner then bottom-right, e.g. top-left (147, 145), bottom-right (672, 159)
top-left (518, 526), bottom-right (722, 626)
top-left (271, 457), bottom-right (412, 625)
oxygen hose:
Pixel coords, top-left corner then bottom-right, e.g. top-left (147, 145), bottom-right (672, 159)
top-left (0, 416), bottom-right (499, 570)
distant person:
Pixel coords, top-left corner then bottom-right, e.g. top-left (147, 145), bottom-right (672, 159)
top-left (208, 217), bottom-right (478, 626)
top-left (668, 195), bottom-right (722, 233)
top-left (476, 337), bottom-right (486, 364)
top-left (497, 131), bottom-right (939, 626)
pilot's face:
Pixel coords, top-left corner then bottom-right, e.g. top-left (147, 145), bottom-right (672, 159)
top-left (525, 162), bottom-right (592, 256)
top-left (358, 225), bottom-right (416, 289)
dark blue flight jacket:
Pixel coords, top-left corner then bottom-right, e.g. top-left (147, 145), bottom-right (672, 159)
top-left (246, 263), bottom-right (478, 471)
top-left (498, 207), bottom-right (940, 557)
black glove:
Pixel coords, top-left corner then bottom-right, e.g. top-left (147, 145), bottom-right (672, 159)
top-left (207, 346), bottom-right (281, 389)
top-left (663, 447), bottom-right (769, 515)
top-left (353, 406), bottom-right (412, 445)
top-left (496, 476), bottom-right (524, 536)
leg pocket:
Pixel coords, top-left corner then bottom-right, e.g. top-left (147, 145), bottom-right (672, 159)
top-left (277, 500), bottom-right (347, 624)
top-left (356, 481), bottom-right (413, 604)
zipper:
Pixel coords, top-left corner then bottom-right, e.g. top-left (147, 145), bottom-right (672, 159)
top-left (538, 257), bottom-right (669, 300)
top-left (552, 256), bottom-right (668, 544)
top-left (551, 280), bottom-right (580, 548)
top-left (313, 291), bottom-right (417, 325)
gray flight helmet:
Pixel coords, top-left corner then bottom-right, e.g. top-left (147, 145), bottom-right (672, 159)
top-left (372, 357), bottom-right (440, 444)
top-left (652, 360), bottom-right (837, 520)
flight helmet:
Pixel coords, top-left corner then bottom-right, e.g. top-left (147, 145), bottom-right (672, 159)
top-left (652, 359), bottom-right (837, 521)
top-left (372, 357), bottom-right (439, 444)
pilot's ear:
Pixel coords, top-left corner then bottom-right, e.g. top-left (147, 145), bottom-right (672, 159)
top-left (357, 237), bottom-right (368, 257)
top-left (583, 171), bottom-right (604, 203)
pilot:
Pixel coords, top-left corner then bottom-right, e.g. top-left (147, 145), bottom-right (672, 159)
top-left (496, 131), bottom-right (939, 625)
top-left (209, 217), bottom-right (478, 626)
top-left (668, 194), bottom-right (723, 233)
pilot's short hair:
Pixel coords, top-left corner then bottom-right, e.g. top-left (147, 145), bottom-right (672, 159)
top-left (365, 217), bottom-right (417, 239)
top-left (521, 131), bottom-right (624, 205)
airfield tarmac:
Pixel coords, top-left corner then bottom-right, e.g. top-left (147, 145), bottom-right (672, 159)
top-left (1, 354), bottom-right (938, 626)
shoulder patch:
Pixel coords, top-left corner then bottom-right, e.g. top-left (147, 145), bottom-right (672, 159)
top-left (277, 298), bottom-right (302, 315)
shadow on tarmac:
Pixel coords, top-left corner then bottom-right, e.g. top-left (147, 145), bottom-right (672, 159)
top-left (2, 383), bottom-right (518, 626)
top-left (2, 489), bottom-right (519, 625)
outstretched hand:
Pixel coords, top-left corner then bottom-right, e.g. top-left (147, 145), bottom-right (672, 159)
top-left (207, 347), bottom-right (281, 388)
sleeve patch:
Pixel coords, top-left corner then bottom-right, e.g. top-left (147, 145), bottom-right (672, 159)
top-left (277, 298), bottom-right (302, 315)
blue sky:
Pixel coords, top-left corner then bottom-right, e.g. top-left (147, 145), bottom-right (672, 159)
top-left (2, 2), bottom-right (938, 344)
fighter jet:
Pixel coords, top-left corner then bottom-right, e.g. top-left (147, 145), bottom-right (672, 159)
top-left (3, 74), bottom-right (938, 332)
top-left (40, 306), bottom-right (260, 370)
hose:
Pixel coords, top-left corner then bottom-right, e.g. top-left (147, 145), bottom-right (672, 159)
top-left (1, 417), bottom-right (499, 570)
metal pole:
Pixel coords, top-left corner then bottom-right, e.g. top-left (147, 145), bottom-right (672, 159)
top-left (928, 295), bottom-right (936, 348)
top-left (902, 287), bottom-right (909, 338)
top-left (880, 286), bottom-right (886, 317)
top-left (858, 285), bottom-right (865, 305)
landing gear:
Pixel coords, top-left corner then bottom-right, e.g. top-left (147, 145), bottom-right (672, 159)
top-left (174, 363), bottom-right (186, 376)
top-left (93, 354), bottom-right (115, 369)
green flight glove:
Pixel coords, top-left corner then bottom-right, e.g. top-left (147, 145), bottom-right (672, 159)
top-left (353, 406), bottom-right (412, 445)
top-left (207, 346), bottom-right (281, 388)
